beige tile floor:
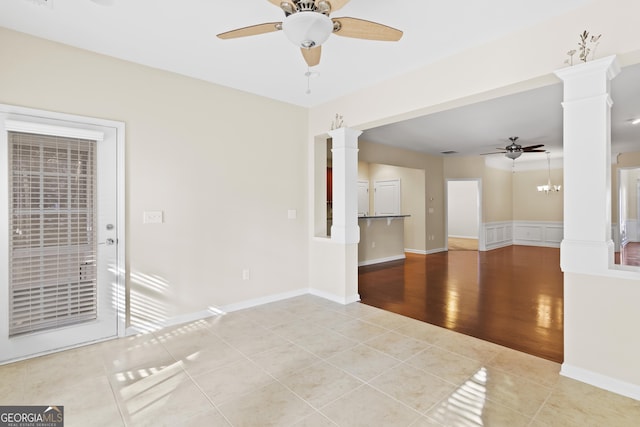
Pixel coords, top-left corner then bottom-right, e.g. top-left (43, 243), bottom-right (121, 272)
top-left (1, 294), bottom-right (639, 426)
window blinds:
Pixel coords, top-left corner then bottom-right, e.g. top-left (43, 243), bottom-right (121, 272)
top-left (8, 131), bottom-right (98, 337)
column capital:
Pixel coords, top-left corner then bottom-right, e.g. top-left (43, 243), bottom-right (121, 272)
top-left (328, 127), bottom-right (363, 149)
top-left (554, 55), bottom-right (620, 101)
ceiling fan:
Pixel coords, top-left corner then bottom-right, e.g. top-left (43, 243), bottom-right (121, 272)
top-left (216, 0), bottom-right (403, 67)
top-left (481, 137), bottom-right (546, 160)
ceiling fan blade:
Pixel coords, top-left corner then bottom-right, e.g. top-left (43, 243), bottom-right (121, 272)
top-left (525, 149), bottom-right (547, 153)
top-left (480, 152), bottom-right (506, 155)
top-left (522, 144), bottom-right (545, 150)
top-left (217, 22), bottom-right (282, 40)
top-left (301, 46), bottom-right (322, 67)
top-left (318, 0), bottom-right (351, 12)
top-left (332, 17), bottom-right (403, 41)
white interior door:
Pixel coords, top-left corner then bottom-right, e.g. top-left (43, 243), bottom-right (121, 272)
top-left (0, 111), bottom-right (122, 363)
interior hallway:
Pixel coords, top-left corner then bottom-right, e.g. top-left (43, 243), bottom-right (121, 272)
top-left (359, 246), bottom-right (564, 363)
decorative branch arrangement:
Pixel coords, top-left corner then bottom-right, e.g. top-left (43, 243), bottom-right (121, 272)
top-left (331, 114), bottom-right (344, 130)
top-left (565, 30), bottom-right (602, 66)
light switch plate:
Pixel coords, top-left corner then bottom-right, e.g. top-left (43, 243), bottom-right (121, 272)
top-left (288, 209), bottom-right (297, 220)
top-left (143, 211), bottom-right (163, 224)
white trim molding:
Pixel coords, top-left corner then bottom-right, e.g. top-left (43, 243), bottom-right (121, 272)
top-left (405, 248), bottom-right (427, 255)
top-left (482, 221), bottom-right (513, 251)
top-left (561, 363), bottom-right (640, 401)
top-left (513, 221), bottom-right (563, 248)
top-left (126, 288), bottom-right (310, 336)
top-left (309, 288), bottom-right (360, 305)
top-left (481, 221), bottom-right (563, 250)
top-left (358, 254), bottom-right (405, 267)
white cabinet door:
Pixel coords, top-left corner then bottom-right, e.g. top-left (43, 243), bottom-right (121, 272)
top-left (374, 179), bottom-right (401, 215)
top-left (357, 180), bottom-right (369, 216)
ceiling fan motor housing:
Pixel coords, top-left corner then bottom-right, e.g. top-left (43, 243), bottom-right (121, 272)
top-left (296, 1), bottom-right (318, 12)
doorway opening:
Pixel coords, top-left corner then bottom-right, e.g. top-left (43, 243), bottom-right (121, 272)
top-left (446, 179), bottom-right (480, 251)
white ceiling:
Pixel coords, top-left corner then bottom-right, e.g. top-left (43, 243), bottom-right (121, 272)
top-left (2, 0), bottom-right (593, 107)
top-left (2, 0), bottom-right (638, 163)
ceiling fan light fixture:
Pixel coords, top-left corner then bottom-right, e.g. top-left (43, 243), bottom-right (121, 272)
top-left (505, 151), bottom-right (522, 160)
top-left (282, 11), bottom-right (333, 49)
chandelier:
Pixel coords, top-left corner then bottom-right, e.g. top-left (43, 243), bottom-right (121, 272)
top-left (537, 152), bottom-right (561, 193)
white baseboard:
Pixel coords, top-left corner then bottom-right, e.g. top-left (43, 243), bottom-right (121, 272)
top-left (405, 248), bottom-right (427, 255)
top-left (513, 240), bottom-right (561, 248)
top-left (126, 288), bottom-right (309, 336)
top-left (358, 254), bottom-right (405, 267)
top-left (309, 288), bottom-right (361, 305)
top-left (561, 363), bottom-right (640, 401)
top-left (126, 308), bottom-right (221, 336)
top-left (426, 247), bottom-right (447, 254)
top-left (486, 241), bottom-right (512, 250)
top-left (448, 235), bottom-right (479, 239)
top-left (219, 288), bottom-right (309, 313)
top-left (404, 248), bottom-right (448, 255)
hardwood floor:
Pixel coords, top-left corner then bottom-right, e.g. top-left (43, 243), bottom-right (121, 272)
top-left (618, 242), bottom-right (640, 266)
top-left (447, 237), bottom-right (478, 250)
top-left (358, 246), bottom-right (564, 363)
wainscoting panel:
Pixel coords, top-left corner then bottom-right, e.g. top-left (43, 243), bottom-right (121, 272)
top-left (625, 219), bottom-right (638, 243)
top-left (513, 221), bottom-right (563, 248)
top-left (481, 221), bottom-right (563, 250)
top-left (483, 222), bottom-right (513, 251)
top-left (612, 223), bottom-right (621, 252)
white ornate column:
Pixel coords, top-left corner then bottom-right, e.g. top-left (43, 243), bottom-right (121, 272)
top-left (554, 55), bottom-right (620, 274)
top-left (328, 127), bottom-right (362, 244)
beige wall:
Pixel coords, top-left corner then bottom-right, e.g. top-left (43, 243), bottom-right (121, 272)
top-left (358, 140), bottom-right (444, 251)
top-left (358, 218), bottom-right (405, 263)
top-left (443, 157), bottom-right (485, 179)
top-left (357, 161), bottom-right (370, 181)
top-left (513, 168), bottom-right (564, 221)
top-left (443, 158), bottom-right (514, 223)
top-left (612, 151), bottom-right (640, 222)
top-left (366, 163), bottom-right (426, 252)
top-left (483, 167), bottom-right (514, 222)
top-left (626, 169), bottom-right (639, 220)
top-left (0, 28), bottom-right (309, 328)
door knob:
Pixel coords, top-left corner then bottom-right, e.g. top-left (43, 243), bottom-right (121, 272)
top-left (106, 238), bottom-right (115, 245)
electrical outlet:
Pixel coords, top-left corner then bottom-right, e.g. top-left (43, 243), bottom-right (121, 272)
top-left (372, 241), bottom-right (376, 248)
top-left (143, 211), bottom-right (163, 224)
top-left (242, 269), bottom-right (250, 281)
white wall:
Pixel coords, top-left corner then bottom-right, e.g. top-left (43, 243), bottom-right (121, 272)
top-left (447, 180), bottom-right (479, 238)
top-left (0, 27), bottom-right (310, 331)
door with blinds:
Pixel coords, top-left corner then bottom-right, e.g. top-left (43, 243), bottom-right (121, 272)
top-left (0, 112), bottom-right (121, 363)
